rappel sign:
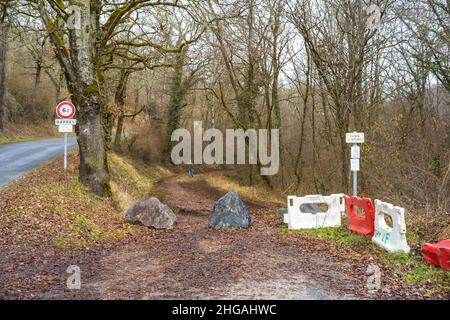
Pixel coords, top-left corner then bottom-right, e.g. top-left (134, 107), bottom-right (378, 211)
top-left (55, 101), bottom-right (76, 170)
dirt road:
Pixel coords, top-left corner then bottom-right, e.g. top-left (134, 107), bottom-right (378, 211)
top-left (0, 173), bottom-right (410, 300)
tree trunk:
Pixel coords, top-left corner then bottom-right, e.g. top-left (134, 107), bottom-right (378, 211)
top-left (38, 0), bottom-right (111, 196)
top-left (166, 50), bottom-right (186, 152)
top-left (112, 69), bottom-right (130, 151)
top-left (55, 71), bottom-right (63, 102)
top-left (70, 1), bottom-right (110, 196)
top-left (31, 61), bottom-right (42, 117)
top-left (0, 22), bottom-right (8, 131)
top-left (102, 111), bottom-right (115, 151)
top-left (339, 124), bottom-right (350, 193)
top-left (113, 114), bottom-right (124, 151)
top-left (76, 92), bottom-right (111, 197)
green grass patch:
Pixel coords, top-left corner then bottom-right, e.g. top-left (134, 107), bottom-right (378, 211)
top-left (378, 251), bottom-right (450, 293)
top-left (405, 265), bottom-right (450, 292)
top-left (281, 223), bottom-right (372, 249)
top-left (53, 214), bottom-right (135, 249)
top-left (279, 221), bottom-right (450, 294)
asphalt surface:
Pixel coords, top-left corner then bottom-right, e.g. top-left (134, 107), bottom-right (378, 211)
top-left (0, 138), bottom-right (78, 187)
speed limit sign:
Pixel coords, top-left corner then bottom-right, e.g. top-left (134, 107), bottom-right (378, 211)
top-left (56, 101), bottom-right (76, 119)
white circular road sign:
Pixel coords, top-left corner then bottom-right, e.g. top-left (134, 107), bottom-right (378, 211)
top-left (56, 101), bottom-right (76, 119)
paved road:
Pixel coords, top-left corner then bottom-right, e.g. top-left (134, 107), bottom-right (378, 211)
top-left (0, 138), bottom-right (78, 187)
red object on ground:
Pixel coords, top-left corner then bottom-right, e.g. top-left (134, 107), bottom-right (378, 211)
top-left (421, 240), bottom-right (450, 270)
top-left (344, 195), bottom-right (375, 236)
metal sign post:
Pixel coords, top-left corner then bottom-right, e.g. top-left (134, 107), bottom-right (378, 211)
top-left (64, 132), bottom-right (68, 170)
top-left (346, 132), bottom-right (364, 197)
top-left (351, 145), bottom-right (360, 196)
top-left (58, 124), bottom-right (73, 170)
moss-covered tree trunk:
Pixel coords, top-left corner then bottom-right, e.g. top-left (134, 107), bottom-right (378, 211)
top-left (165, 49), bottom-right (187, 152)
top-left (40, 0), bottom-right (111, 196)
top-left (75, 89), bottom-right (111, 196)
top-left (71, 1), bottom-right (111, 196)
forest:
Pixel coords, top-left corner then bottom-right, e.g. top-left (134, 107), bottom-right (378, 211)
top-left (0, 0), bottom-right (448, 227)
top-left (0, 0), bottom-right (449, 301)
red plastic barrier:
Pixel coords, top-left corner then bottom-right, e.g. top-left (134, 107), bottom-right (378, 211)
top-left (421, 240), bottom-right (450, 270)
top-left (344, 195), bottom-right (375, 236)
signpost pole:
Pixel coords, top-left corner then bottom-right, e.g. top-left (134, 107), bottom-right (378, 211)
top-left (352, 144), bottom-right (357, 197)
top-left (64, 132), bottom-right (68, 170)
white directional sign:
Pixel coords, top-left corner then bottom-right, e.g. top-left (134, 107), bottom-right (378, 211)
top-left (56, 119), bottom-right (77, 125)
top-left (351, 145), bottom-right (361, 159)
top-left (58, 124), bottom-right (73, 133)
top-left (346, 132), bottom-right (365, 144)
top-left (351, 159), bottom-right (360, 172)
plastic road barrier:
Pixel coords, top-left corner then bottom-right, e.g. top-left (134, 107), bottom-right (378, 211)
top-left (344, 195), bottom-right (375, 236)
top-left (286, 194), bottom-right (345, 230)
top-left (372, 200), bottom-right (410, 253)
top-left (421, 240), bottom-right (450, 270)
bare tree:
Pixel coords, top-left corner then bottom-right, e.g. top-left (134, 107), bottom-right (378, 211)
top-left (397, 0), bottom-right (449, 92)
top-left (288, 0), bottom-right (392, 191)
top-left (0, 0), bottom-right (11, 131)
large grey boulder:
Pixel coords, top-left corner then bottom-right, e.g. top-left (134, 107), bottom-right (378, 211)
top-left (209, 191), bottom-right (252, 229)
top-left (124, 197), bottom-right (176, 229)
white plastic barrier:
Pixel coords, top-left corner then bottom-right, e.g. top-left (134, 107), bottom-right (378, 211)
top-left (372, 200), bottom-right (410, 253)
top-left (287, 194), bottom-right (345, 230)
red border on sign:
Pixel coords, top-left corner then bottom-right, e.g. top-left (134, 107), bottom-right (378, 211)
top-left (56, 101), bottom-right (76, 119)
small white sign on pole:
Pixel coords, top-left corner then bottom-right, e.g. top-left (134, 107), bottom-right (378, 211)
top-left (56, 119), bottom-right (77, 125)
top-left (351, 159), bottom-right (360, 172)
top-left (346, 132), bottom-right (365, 144)
top-left (58, 124), bottom-right (73, 133)
top-left (351, 145), bottom-right (361, 159)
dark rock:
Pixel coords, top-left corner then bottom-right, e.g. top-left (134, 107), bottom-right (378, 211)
top-left (124, 197), bottom-right (176, 229)
top-left (277, 208), bottom-right (288, 217)
top-left (209, 191), bottom-right (252, 229)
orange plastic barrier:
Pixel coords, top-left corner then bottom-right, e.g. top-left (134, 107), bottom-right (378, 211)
top-left (344, 195), bottom-right (375, 236)
top-left (422, 240), bottom-right (450, 270)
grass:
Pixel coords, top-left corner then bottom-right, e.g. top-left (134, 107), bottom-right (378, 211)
top-left (378, 251), bottom-right (449, 293)
top-left (54, 214), bottom-right (135, 249)
top-left (279, 219), bottom-right (450, 293)
top-left (0, 151), bottom-right (172, 250)
top-left (201, 174), bottom-right (285, 206)
top-left (32, 177), bottom-right (138, 249)
top-left (281, 221), bottom-right (372, 250)
top-left (0, 122), bottom-right (61, 145)
top-left (52, 155), bottom-right (173, 248)
top-left (405, 265), bottom-right (450, 291)
top-left (109, 152), bottom-right (172, 211)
